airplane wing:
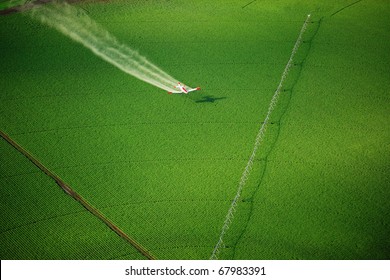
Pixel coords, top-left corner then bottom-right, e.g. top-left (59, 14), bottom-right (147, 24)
top-left (167, 86), bottom-right (200, 94)
top-left (187, 87), bottom-right (201, 92)
top-left (167, 90), bottom-right (182, 94)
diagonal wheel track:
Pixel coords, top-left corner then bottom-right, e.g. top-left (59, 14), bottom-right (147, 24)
top-left (0, 129), bottom-right (156, 260)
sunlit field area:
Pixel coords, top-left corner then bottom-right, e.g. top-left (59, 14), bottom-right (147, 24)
top-left (1, 0), bottom-right (389, 259)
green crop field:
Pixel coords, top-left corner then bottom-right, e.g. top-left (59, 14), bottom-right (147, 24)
top-left (1, 0), bottom-right (389, 260)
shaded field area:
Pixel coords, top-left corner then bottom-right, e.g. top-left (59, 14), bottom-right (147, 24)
top-left (1, 0), bottom-right (389, 259)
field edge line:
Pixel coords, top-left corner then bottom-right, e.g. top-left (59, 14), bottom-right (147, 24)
top-left (0, 130), bottom-right (156, 260)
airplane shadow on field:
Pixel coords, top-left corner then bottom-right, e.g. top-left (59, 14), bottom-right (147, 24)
top-left (193, 95), bottom-right (227, 103)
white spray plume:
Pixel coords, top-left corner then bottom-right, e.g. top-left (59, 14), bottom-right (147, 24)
top-left (28, 1), bottom-right (189, 92)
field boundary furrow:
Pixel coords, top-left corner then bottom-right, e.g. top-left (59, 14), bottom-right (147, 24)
top-left (98, 199), bottom-right (231, 209)
top-left (0, 86), bottom-right (275, 102)
top-left (0, 209), bottom-right (86, 235)
top-left (210, 14), bottom-right (312, 260)
top-left (53, 157), bottom-right (262, 169)
top-left (0, 130), bottom-right (156, 260)
top-left (242, 0), bottom-right (257, 9)
top-left (330, 0), bottom-right (363, 17)
top-left (8, 121), bottom-right (262, 136)
top-left (0, 170), bottom-right (42, 179)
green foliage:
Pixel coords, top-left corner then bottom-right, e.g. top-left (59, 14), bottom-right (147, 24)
top-left (0, 138), bottom-right (146, 259)
top-left (0, 0), bottom-right (389, 259)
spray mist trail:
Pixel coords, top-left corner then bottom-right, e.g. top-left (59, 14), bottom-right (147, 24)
top-left (28, 1), bottom-right (185, 92)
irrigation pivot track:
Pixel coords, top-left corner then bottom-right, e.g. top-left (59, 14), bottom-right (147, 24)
top-left (0, 130), bottom-right (156, 260)
top-left (210, 14), bottom-right (312, 260)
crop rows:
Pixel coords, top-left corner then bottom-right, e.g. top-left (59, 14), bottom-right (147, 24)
top-left (1, 0), bottom-right (389, 259)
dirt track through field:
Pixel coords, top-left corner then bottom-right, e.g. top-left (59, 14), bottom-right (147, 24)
top-left (0, 130), bottom-right (156, 260)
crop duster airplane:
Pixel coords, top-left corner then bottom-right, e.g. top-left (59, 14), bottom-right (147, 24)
top-left (168, 82), bottom-right (201, 94)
